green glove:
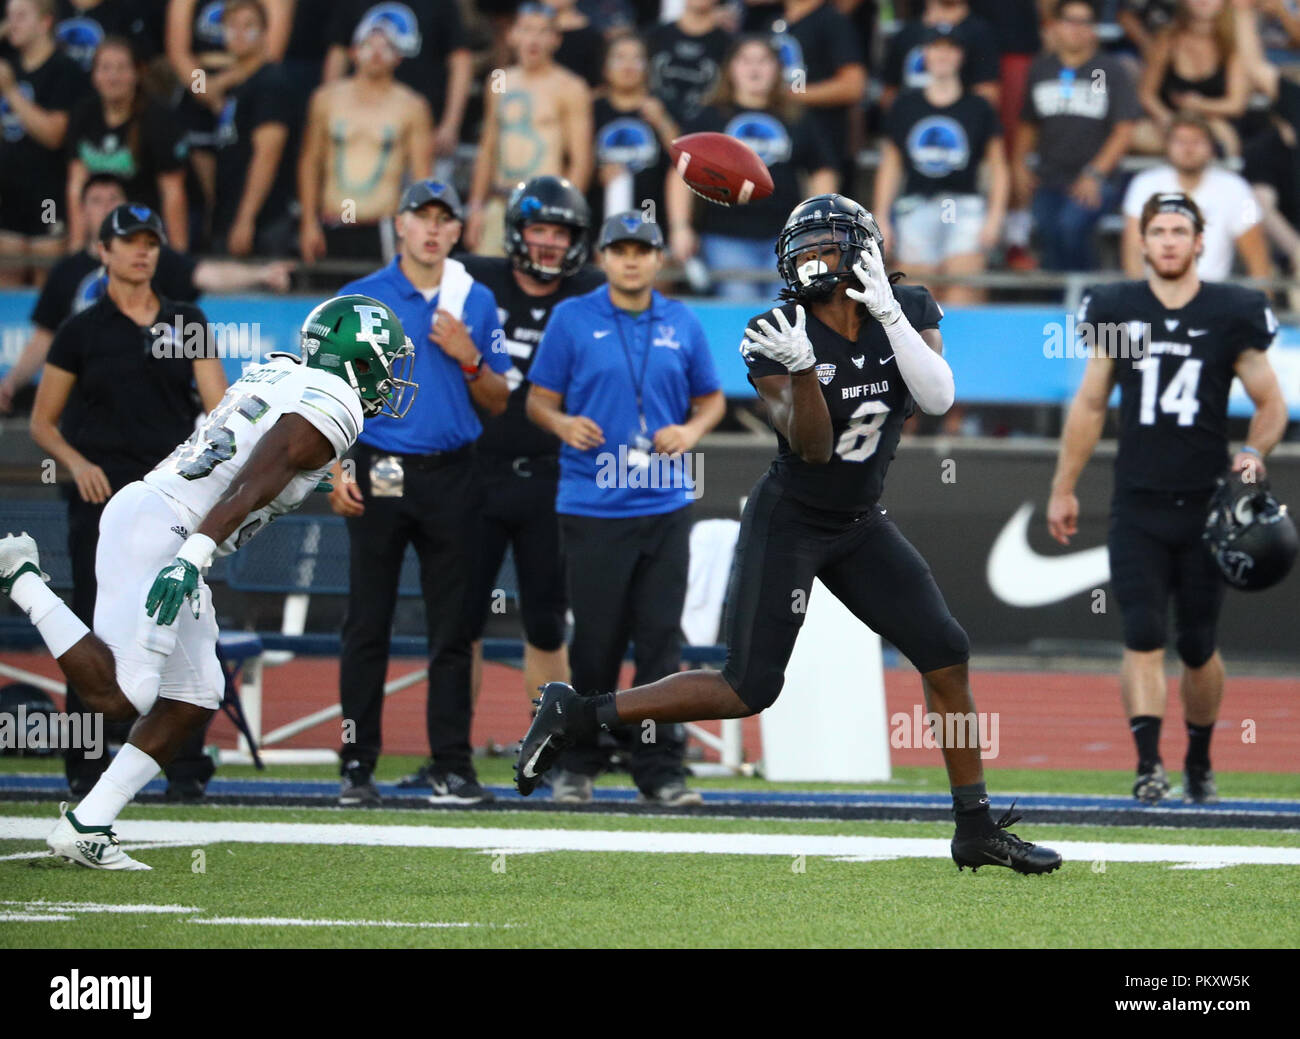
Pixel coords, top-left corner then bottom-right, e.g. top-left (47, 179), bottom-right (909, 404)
top-left (145, 558), bottom-right (202, 626)
top-left (314, 479), bottom-right (334, 493)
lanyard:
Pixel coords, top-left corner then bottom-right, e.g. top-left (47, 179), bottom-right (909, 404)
top-left (613, 307), bottom-right (653, 435)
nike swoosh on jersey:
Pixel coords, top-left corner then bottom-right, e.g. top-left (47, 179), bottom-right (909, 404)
top-left (1188, 328), bottom-right (1209, 336)
top-left (986, 503), bottom-right (1110, 607)
top-left (593, 330), bottom-right (611, 339)
top-left (880, 354), bottom-right (894, 364)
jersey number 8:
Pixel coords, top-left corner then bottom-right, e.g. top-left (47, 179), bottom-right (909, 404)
top-left (835, 400), bottom-right (890, 462)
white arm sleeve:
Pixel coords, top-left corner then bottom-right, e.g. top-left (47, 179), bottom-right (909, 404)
top-left (883, 313), bottom-right (955, 415)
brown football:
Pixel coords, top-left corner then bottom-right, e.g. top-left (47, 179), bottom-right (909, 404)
top-left (668, 132), bottom-right (775, 207)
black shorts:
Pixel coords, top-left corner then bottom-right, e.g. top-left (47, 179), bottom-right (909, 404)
top-left (468, 454), bottom-right (567, 650)
top-left (722, 472), bottom-right (970, 713)
top-left (1107, 490), bottom-right (1225, 666)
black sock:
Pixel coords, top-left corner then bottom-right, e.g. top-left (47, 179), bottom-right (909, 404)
top-left (1185, 722), bottom-right (1214, 771)
top-left (951, 782), bottom-right (993, 835)
top-left (574, 692), bottom-right (618, 738)
top-left (1130, 715), bottom-right (1162, 773)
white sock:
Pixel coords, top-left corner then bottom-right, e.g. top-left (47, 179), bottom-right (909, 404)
top-left (10, 572), bottom-right (88, 658)
top-left (75, 743), bottom-right (161, 827)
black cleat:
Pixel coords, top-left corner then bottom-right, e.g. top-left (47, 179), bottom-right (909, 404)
top-left (951, 801), bottom-right (1063, 875)
top-left (1133, 762), bottom-right (1170, 805)
top-left (1183, 765), bottom-right (1219, 804)
top-left (339, 761), bottom-right (381, 806)
top-left (515, 682), bottom-right (578, 796)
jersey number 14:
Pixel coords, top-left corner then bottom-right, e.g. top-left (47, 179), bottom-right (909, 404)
top-left (1136, 356), bottom-right (1202, 427)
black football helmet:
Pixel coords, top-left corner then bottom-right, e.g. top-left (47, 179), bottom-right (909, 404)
top-left (776, 194), bottom-right (884, 302)
top-left (504, 176), bottom-right (591, 281)
top-left (1203, 472), bottom-right (1298, 591)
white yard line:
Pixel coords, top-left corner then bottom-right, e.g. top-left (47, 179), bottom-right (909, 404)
top-left (3, 816), bottom-right (1299, 866)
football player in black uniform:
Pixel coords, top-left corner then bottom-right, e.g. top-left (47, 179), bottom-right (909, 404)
top-left (461, 176), bottom-right (605, 708)
top-left (1048, 192), bottom-right (1287, 806)
top-left (515, 194), bottom-right (1062, 875)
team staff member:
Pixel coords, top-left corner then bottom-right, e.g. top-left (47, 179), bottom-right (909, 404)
top-left (28, 203), bottom-right (227, 799)
top-left (517, 195), bottom-right (1062, 876)
top-left (330, 179), bottom-right (509, 807)
top-left (526, 212), bottom-right (724, 805)
top-left (462, 176), bottom-right (604, 706)
top-left (0, 174), bottom-right (293, 414)
top-left (1049, 192), bottom-right (1286, 806)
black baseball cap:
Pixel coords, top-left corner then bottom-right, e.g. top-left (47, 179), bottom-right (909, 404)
top-left (921, 23), bottom-right (964, 47)
top-left (99, 203), bottom-right (166, 245)
top-left (597, 211), bottom-right (664, 251)
top-left (399, 179), bottom-right (463, 221)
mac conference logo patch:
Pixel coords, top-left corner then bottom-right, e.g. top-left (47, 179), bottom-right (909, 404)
top-left (815, 363), bottom-right (836, 385)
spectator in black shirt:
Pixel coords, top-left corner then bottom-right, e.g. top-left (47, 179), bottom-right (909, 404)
top-left (759, 0), bottom-right (866, 184)
top-left (881, 0), bottom-right (1001, 112)
top-left (0, 172), bottom-right (292, 414)
top-left (28, 202), bottom-right (226, 800)
top-left (65, 36), bottom-right (188, 249)
top-left (552, 0), bottom-right (606, 87)
top-left (646, 0), bottom-right (731, 125)
top-left (323, 0), bottom-right (472, 169)
top-left (668, 34), bottom-right (838, 300)
top-left (210, 0), bottom-right (294, 256)
top-left (0, 0), bottom-right (90, 285)
top-left (875, 24), bottom-right (1006, 304)
top-left (53, 0), bottom-right (161, 71)
top-left (590, 32), bottom-right (677, 229)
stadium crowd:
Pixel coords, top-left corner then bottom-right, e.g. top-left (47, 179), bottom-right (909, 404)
top-left (0, 0), bottom-right (1293, 309)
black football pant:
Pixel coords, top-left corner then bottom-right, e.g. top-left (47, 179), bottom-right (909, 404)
top-left (467, 454), bottom-right (567, 649)
top-left (339, 444), bottom-right (481, 775)
top-left (722, 472), bottom-right (970, 713)
top-left (62, 484), bottom-right (214, 793)
top-left (1108, 489), bottom-right (1225, 668)
top-left (556, 506), bottom-right (693, 793)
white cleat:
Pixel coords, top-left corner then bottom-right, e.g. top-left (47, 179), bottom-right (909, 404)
top-left (0, 531), bottom-right (49, 597)
top-left (46, 802), bottom-right (152, 871)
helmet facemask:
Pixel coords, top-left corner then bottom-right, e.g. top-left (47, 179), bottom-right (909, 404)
top-left (357, 335), bottom-right (418, 419)
top-left (777, 212), bottom-right (880, 303)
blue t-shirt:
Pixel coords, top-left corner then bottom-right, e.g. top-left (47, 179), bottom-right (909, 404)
top-left (341, 258), bottom-right (508, 453)
top-left (528, 286), bottom-right (721, 518)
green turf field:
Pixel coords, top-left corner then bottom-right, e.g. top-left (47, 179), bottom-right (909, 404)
top-left (2, 757), bottom-right (1298, 948)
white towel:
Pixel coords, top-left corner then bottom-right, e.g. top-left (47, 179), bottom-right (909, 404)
top-left (436, 257), bottom-right (474, 320)
top-left (681, 519), bottom-right (741, 647)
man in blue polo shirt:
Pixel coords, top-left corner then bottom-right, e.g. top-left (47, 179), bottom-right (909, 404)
top-left (328, 179), bottom-right (509, 806)
top-left (527, 212), bottom-right (725, 804)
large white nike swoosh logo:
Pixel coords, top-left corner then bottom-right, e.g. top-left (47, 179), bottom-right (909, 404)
top-left (986, 503), bottom-right (1110, 607)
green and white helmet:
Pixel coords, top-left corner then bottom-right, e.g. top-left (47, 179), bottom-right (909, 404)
top-left (294, 294), bottom-right (418, 419)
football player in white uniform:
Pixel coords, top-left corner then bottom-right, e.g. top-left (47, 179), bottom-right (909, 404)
top-left (0, 294), bottom-right (416, 870)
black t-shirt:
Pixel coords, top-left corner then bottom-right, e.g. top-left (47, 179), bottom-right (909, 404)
top-left (0, 48), bottom-right (90, 193)
top-left (328, 0), bottom-right (465, 120)
top-left (590, 96), bottom-right (670, 229)
top-left (763, 4), bottom-right (865, 147)
top-left (46, 293), bottom-right (206, 475)
top-left (645, 22), bottom-right (730, 125)
top-left (54, 0), bottom-right (160, 70)
top-left (743, 285), bottom-right (944, 512)
top-left (883, 15), bottom-right (1001, 93)
top-left (32, 247), bottom-right (200, 332)
top-left (212, 62), bottom-right (295, 237)
top-left (884, 88), bottom-right (1000, 197)
top-left (555, 23), bottom-right (606, 88)
top-left (66, 98), bottom-right (187, 211)
top-left (686, 104), bottom-right (837, 240)
top-left (460, 255), bottom-right (605, 459)
top-left (969, 0), bottom-right (1040, 57)
top-left (1077, 281), bottom-right (1277, 495)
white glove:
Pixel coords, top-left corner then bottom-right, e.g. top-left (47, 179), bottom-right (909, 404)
top-left (847, 238), bottom-right (902, 326)
top-left (740, 305), bottom-right (816, 373)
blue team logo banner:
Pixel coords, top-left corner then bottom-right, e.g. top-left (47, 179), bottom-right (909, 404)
top-left (0, 294), bottom-right (1297, 417)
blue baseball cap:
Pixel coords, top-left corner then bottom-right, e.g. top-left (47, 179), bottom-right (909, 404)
top-left (99, 203), bottom-right (166, 245)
